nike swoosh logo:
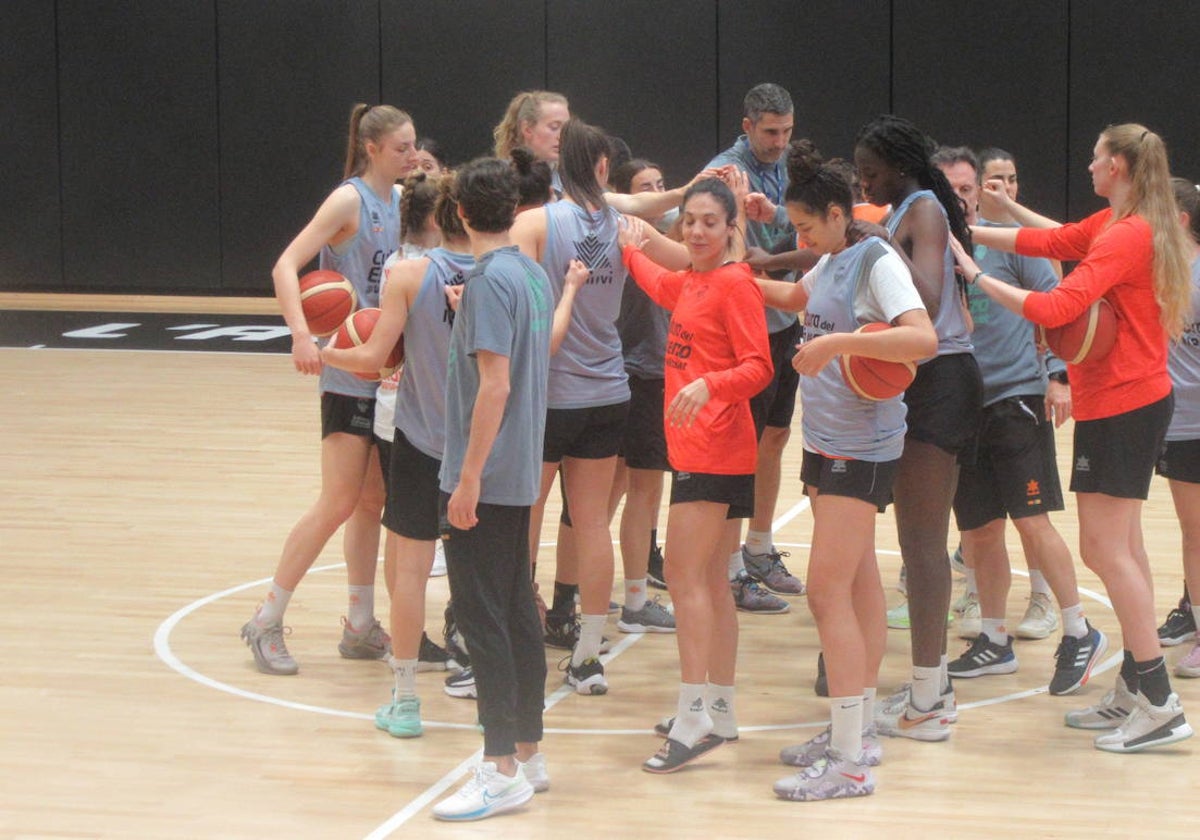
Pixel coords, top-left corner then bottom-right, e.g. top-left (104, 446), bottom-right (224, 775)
top-left (898, 711), bottom-right (944, 730)
top-left (841, 772), bottom-right (867, 783)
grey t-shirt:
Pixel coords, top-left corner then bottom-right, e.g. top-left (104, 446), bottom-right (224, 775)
top-left (439, 245), bottom-right (552, 506)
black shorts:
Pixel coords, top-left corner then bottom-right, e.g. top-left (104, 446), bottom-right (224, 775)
top-left (903, 352), bottom-right (983, 463)
top-left (749, 321), bottom-right (798, 436)
top-left (800, 450), bottom-right (898, 513)
top-left (375, 433), bottom-right (393, 485)
top-left (543, 401), bottom-right (630, 462)
top-left (620, 376), bottom-right (670, 471)
top-left (1158, 438), bottom-right (1200, 485)
top-left (669, 470), bottom-right (754, 519)
top-left (953, 395), bottom-right (1065, 531)
top-left (382, 429), bottom-right (442, 540)
top-left (320, 391), bottom-right (375, 439)
top-left (1072, 393), bottom-right (1173, 499)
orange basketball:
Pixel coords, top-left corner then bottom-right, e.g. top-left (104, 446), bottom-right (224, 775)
top-left (329, 308), bottom-right (405, 381)
top-left (299, 270), bottom-right (356, 336)
top-left (839, 322), bottom-right (917, 401)
top-left (1036, 299), bottom-right (1117, 365)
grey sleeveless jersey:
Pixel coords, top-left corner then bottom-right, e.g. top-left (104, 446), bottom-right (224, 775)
top-left (1167, 258), bottom-right (1200, 440)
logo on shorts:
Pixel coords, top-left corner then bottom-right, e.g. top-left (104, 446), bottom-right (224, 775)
top-left (1025, 479), bottom-right (1042, 506)
top-left (831, 460), bottom-right (848, 474)
top-left (1075, 456), bottom-right (1091, 473)
top-left (676, 472), bottom-right (692, 481)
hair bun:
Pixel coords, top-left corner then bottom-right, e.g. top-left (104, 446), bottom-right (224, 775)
top-left (786, 139), bottom-right (824, 186)
top-left (510, 146), bottom-right (534, 174)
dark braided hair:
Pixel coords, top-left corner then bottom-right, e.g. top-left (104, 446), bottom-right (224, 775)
top-left (399, 172), bottom-right (439, 242)
top-left (784, 139), bottom-right (853, 218)
top-left (855, 115), bottom-right (971, 250)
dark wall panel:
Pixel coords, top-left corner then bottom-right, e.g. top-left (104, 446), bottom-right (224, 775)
top-left (893, 0), bottom-right (1069, 221)
top-left (383, 0), bottom-right (545, 168)
top-left (58, 1), bottom-right (220, 291)
top-left (1068, 1), bottom-right (1200, 220)
top-left (545, 0), bottom-right (716, 188)
top-left (0, 3), bottom-right (61, 290)
top-left (219, 1), bottom-right (381, 292)
top-left (718, 0), bottom-right (890, 163)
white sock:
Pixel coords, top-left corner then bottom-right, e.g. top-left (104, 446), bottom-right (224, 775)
top-left (1061, 603), bottom-right (1088, 638)
top-left (982, 617), bottom-right (1008, 645)
top-left (1028, 569), bottom-right (1052, 596)
top-left (706, 683), bottom-right (738, 739)
top-left (862, 687), bottom-right (877, 729)
top-left (911, 665), bottom-right (941, 711)
top-left (744, 530), bottom-right (772, 556)
top-left (669, 683), bottom-right (712, 748)
top-left (939, 655), bottom-right (951, 693)
top-left (347, 584), bottom-right (374, 630)
top-left (625, 579), bottom-right (648, 613)
top-left (964, 568), bottom-right (978, 597)
top-left (572, 613), bottom-right (606, 665)
top-left (728, 548), bottom-right (746, 580)
top-left (255, 583), bottom-right (293, 626)
top-left (389, 656), bottom-right (417, 698)
top-left (830, 695), bottom-right (864, 758)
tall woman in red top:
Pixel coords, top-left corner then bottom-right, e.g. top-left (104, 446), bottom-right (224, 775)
top-left (956, 124), bottom-right (1194, 752)
top-left (619, 179), bottom-right (773, 774)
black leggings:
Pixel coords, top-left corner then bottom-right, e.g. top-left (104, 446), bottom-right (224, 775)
top-left (441, 496), bottom-right (546, 756)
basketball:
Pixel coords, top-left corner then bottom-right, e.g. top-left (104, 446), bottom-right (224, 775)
top-left (839, 322), bottom-right (917, 401)
top-left (1036, 298), bottom-right (1117, 365)
top-left (329, 308), bottom-right (405, 381)
top-left (299, 270), bottom-right (356, 336)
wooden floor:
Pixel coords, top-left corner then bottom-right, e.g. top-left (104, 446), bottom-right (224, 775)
top-left (3, 298), bottom-right (1199, 838)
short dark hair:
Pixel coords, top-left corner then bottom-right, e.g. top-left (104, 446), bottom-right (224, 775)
top-left (978, 147), bottom-right (1015, 173)
top-left (611, 158), bottom-right (661, 194)
top-left (454, 157), bottom-right (519, 233)
top-left (931, 145), bottom-right (979, 176)
top-left (744, 83), bottom-right (793, 123)
top-left (681, 177), bottom-right (737, 226)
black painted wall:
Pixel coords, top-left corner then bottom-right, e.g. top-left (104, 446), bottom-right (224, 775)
top-left (3, 0), bottom-right (1198, 294)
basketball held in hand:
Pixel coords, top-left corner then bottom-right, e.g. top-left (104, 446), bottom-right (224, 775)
top-left (839, 322), bottom-right (917, 401)
top-left (329, 308), bottom-right (405, 381)
top-left (299, 270), bottom-right (356, 336)
top-left (1036, 299), bottom-right (1117, 365)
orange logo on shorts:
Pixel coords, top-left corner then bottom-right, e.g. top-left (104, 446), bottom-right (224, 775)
top-left (1026, 479), bottom-right (1040, 497)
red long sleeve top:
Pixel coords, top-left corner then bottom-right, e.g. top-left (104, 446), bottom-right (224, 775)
top-left (623, 247), bottom-right (773, 474)
top-left (1016, 209), bottom-right (1170, 420)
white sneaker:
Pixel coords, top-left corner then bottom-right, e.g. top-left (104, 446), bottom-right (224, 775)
top-left (430, 540), bottom-right (447, 577)
top-left (773, 748), bottom-right (875, 801)
top-left (1016, 592), bottom-right (1059, 640)
top-left (432, 762), bottom-right (534, 821)
top-left (779, 725), bottom-right (882, 767)
top-left (879, 682), bottom-right (958, 724)
top-left (1064, 675), bottom-right (1137, 730)
top-left (957, 593), bottom-right (981, 639)
top-left (1093, 692), bottom-right (1193, 753)
top-left (519, 753), bottom-right (549, 793)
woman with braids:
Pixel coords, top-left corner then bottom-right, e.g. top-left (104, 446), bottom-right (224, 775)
top-left (852, 115), bottom-right (983, 741)
top-left (322, 173), bottom-right (473, 738)
top-left (755, 141), bottom-right (935, 799)
top-left (241, 104), bottom-right (417, 675)
top-left (953, 125), bottom-right (1193, 752)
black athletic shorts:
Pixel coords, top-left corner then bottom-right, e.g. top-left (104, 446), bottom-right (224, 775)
top-left (800, 450), bottom-right (898, 513)
top-left (749, 321), bottom-right (798, 436)
top-left (543, 401), bottom-right (630, 462)
top-left (903, 352), bottom-right (983, 463)
top-left (382, 429), bottom-right (442, 540)
top-left (1072, 393), bottom-right (1172, 499)
top-left (1158, 438), bottom-right (1200, 485)
top-left (953, 394), bottom-right (1065, 532)
top-left (620, 376), bottom-right (670, 471)
top-left (375, 433), bottom-right (393, 485)
top-left (669, 470), bottom-right (754, 519)
top-left (320, 391), bottom-right (375, 439)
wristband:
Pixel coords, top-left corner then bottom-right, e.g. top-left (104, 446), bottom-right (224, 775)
top-left (970, 270), bottom-right (985, 285)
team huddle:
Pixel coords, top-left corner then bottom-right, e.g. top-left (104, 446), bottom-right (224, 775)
top-left (240, 83), bottom-right (1200, 818)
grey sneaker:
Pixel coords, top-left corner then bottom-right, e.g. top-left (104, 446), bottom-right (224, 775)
top-left (731, 570), bottom-right (789, 614)
top-left (240, 619), bottom-right (299, 675)
top-left (742, 547), bottom-right (806, 595)
top-left (618, 596), bottom-right (676, 633)
top-left (1093, 691), bottom-right (1193, 753)
top-left (338, 617), bottom-right (391, 660)
top-left (1065, 675), bottom-right (1137, 730)
top-left (779, 725), bottom-right (882, 768)
top-left (773, 747), bottom-right (875, 801)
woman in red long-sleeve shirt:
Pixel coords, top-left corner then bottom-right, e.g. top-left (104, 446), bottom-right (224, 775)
top-left (955, 123), bottom-right (1194, 753)
top-left (618, 178), bottom-right (774, 774)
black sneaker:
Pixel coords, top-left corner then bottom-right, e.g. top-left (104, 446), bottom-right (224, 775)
top-left (647, 544), bottom-right (667, 590)
top-left (417, 632), bottom-right (456, 672)
top-left (814, 651), bottom-right (828, 697)
top-left (444, 667), bottom-right (476, 699)
top-left (562, 656), bottom-right (608, 695)
top-left (1158, 604), bottom-right (1196, 647)
top-left (1049, 623), bottom-right (1108, 695)
top-left (946, 634), bottom-right (1018, 678)
top-left (443, 602), bottom-right (470, 668)
top-left (544, 612), bottom-right (612, 652)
